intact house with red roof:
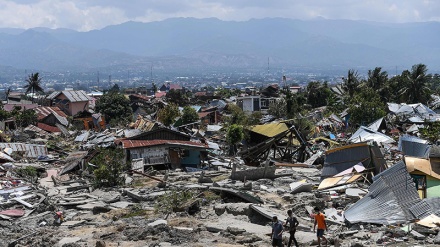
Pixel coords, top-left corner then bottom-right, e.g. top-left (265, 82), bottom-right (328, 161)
top-left (115, 128), bottom-right (208, 170)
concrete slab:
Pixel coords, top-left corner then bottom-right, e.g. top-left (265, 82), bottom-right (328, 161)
top-left (61, 220), bottom-right (86, 227)
top-left (110, 201), bottom-right (134, 209)
top-left (57, 237), bottom-right (81, 247)
top-left (148, 219), bottom-right (167, 226)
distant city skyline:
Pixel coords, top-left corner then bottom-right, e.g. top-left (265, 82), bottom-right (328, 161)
top-left (0, 0), bottom-right (439, 31)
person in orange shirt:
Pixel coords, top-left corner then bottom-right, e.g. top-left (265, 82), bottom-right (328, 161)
top-left (313, 207), bottom-right (328, 247)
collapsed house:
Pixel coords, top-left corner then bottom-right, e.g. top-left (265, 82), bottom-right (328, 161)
top-left (116, 128), bottom-right (208, 171)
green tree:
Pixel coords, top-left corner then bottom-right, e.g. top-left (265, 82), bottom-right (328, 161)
top-left (215, 87), bottom-right (232, 98)
top-left (399, 64), bottom-right (431, 104)
top-left (91, 147), bottom-right (126, 187)
top-left (367, 67), bottom-right (388, 91)
top-left (348, 88), bottom-right (386, 126)
top-left (0, 103), bottom-right (10, 121)
top-left (224, 104), bottom-right (247, 126)
top-left (306, 81), bottom-right (333, 108)
top-left (420, 121), bottom-right (440, 143)
top-left (342, 69), bottom-right (361, 99)
top-left (109, 83), bottom-right (120, 93)
top-left (24, 73), bottom-right (44, 103)
top-left (226, 124), bottom-right (244, 155)
top-left (166, 89), bottom-right (188, 106)
top-left (15, 108), bottom-right (37, 127)
top-left (268, 98), bottom-right (287, 119)
top-left (95, 91), bottom-right (133, 126)
top-left (181, 106), bottom-right (199, 124)
top-left (158, 103), bottom-right (180, 126)
top-left (247, 111), bottom-right (262, 126)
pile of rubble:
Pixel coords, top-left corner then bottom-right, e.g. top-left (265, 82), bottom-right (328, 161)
top-left (3, 101), bottom-right (440, 247)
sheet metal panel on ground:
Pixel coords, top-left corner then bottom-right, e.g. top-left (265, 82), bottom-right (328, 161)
top-left (345, 161), bottom-right (428, 225)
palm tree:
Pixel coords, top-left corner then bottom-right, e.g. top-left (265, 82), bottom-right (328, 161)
top-left (24, 73), bottom-right (44, 103)
top-left (399, 64), bottom-right (431, 104)
top-left (342, 69), bottom-right (360, 98)
top-left (367, 67), bottom-right (388, 91)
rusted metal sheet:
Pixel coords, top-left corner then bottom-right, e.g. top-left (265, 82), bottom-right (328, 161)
top-left (0, 143), bottom-right (48, 158)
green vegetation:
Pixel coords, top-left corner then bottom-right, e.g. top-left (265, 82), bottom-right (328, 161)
top-left (24, 73), bottom-right (44, 103)
top-left (155, 189), bottom-right (195, 215)
top-left (181, 106), bottom-right (199, 124)
top-left (226, 124), bottom-right (244, 155)
top-left (420, 122), bottom-right (440, 143)
top-left (95, 91), bottom-right (133, 127)
top-left (0, 105), bottom-right (38, 128)
top-left (90, 148), bottom-right (127, 188)
top-left (348, 88), bottom-right (387, 126)
top-left (16, 166), bottom-right (38, 183)
top-left (157, 103), bottom-right (180, 126)
top-left (166, 89), bottom-right (189, 106)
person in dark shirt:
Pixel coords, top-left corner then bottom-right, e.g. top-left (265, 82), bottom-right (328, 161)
top-left (284, 209), bottom-right (299, 247)
top-left (271, 216), bottom-right (284, 247)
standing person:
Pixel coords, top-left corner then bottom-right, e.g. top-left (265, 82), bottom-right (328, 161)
top-left (284, 210), bottom-right (299, 247)
top-left (271, 216), bottom-right (284, 247)
top-left (313, 207), bottom-right (328, 247)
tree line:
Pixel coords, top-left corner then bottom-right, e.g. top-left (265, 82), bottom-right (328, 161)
top-left (269, 63), bottom-right (439, 126)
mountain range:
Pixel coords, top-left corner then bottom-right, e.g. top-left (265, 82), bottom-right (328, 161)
top-left (0, 17), bottom-right (439, 73)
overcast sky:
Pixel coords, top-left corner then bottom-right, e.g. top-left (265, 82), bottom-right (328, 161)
top-left (1, 0), bottom-right (439, 31)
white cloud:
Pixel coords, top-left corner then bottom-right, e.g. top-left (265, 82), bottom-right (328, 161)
top-left (0, 0), bottom-right (439, 31)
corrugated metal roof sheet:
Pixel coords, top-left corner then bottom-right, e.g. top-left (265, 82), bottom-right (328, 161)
top-left (47, 90), bottom-right (91, 102)
top-left (119, 139), bottom-right (207, 149)
top-left (74, 131), bottom-right (90, 142)
top-left (3, 103), bottom-right (38, 112)
top-left (37, 123), bottom-right (61, 133)
top-left (0, 143), bottom-right (47, 158)
top-left (34, 106), bottom-right (69, 126)
top-left (422, 197), bottom-right (440, 217)
top-left (345, 161), bottom-right (423, 225)
top-left (24, 125), bottom-right (50, 136)
top-left (399, 135), bottom-right (431, 158)
top-left (349, 126), bottom-right (395, 144)
top-left (251, 123), bottom-right (289, 138)
top-left (62, 90), bottom-right (91, 102)
top-left (322, 143), bottom-right (371, 178)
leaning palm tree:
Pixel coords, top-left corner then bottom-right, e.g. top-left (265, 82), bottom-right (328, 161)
top-left (24, 73), bottom-right (44, 103)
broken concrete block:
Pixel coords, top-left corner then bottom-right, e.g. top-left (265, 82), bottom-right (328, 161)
top-left (226, 226), bottom-right (246, 235)
top-left (57, 237), bottom-right (81, 246)
top-left (434, 231), bottom-right (440, 244)
top-left (410, 230), bottom-right (425, 240)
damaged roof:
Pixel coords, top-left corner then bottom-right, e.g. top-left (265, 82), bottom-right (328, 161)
top-left (399, 135), bottom-right (431, 158)
top-left (117, 139), bottom-right (207, 149)
top-left (250, 122), bottom-right (288, 138)
top-left (405, 156), bottom-right (440, 179)
top-left (322, 143), bottom-right (372, 178)
top-left (34, 106), bottom-right (69, 126)
top-left (345, 161), bottom-right (425, 225)
top-left (348, 126), bottom-right (395, 144)
top-left (0, 143), bottom-right (48, 158)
